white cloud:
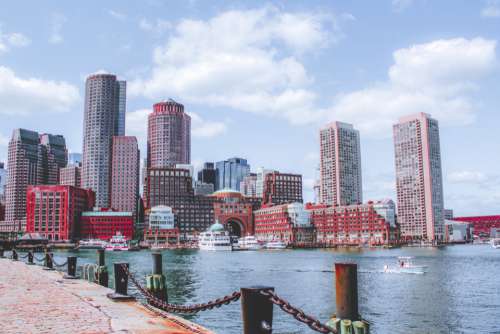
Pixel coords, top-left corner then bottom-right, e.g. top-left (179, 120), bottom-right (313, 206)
top-left (0, 29), bottom-right (30, 53)
top-left (188, 112), bottom-right (227, 138)
top-left (481, 1), bottom-right (500, 18)
top-left (447, 170), bottom-right (487, 184)
top-left (0, 66), bottom-right (79, 115)
top-left (49, 13), bottom-right (67, 44)
top-left (139, 18), bottom-right (171, 33)
top-left (108, 10), bottom-right (127, 21)
top-left (326, 37), bottom-right (497, 137)
top-left (131, 7), bottom-right (346, 125)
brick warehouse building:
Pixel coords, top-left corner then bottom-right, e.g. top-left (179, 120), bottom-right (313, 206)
top-left (80, 209), bottom-right (134, 241)
top-left (306, 201), bottom-right (399, 246)
top-left (452, 215), bottom-right (500, 237)
top-left (263, 171), bottom-right (303, 205)
top-left (26, 185), bottom-right (95, 241)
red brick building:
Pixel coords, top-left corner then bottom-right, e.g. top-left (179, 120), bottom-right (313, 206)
top-left (59, 165), bottom-right (81, 188)
top-left (80, 209), bottom-right (134, 241)
top-left (26, 185), bottom-right (95, 241)
top-left (212, 189), bottom-right (254, 237)
top-left (452, 215), bottom-right (500, 237)
top-left (263, 172), bottom-right (303, 205)
top-left (306, 201), bottom-right (399, 246)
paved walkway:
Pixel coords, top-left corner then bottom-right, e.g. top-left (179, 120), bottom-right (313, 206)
top-left (0, 258), bottom-right (212, 334)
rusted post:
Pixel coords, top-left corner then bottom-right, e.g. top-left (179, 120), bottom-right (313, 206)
top-left (64, 256), bottom-right (78, 279)
top-left (241, 286), bottom-right (274, 334)
top-left (12, 249), bottom-right (18, 261)
top-left (146, 252), bottom-right (168, 302)
top-left (98, 248), bottom-right (105, 266)
top-left (27, 251), bottom-right (34, 265)
top-left (97, 249), bottom-right (108, 287)
top-left (335, 263), bottom-right (359, 321)
top-left (107, 262), bottom-right (134, 301)
top-left (0, 247), bottom-right (4, 258)
top-left (44, 252), bottom-right (54, 270)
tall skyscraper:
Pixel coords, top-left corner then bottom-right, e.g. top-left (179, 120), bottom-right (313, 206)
top-left (117, 81), bottom-right (127, 136)
top-left (147, 99), bottom-right (191, 168)
top-left (82, 73), bottom-right (125, 208)
top-left (0, 162), bottom-right (6, 196)
top-left (111, 136), bottom-right (140, 219)
top-left (319, 122), bottom-right (362, 206)
top-left (4, 129), bottom-right (67, 229)
top-left (216, 157), bottom-right (250, 191)
top-left (393, 113), bottom-right (444, 242)
top-left (197, 162), bottom-right (216, 189)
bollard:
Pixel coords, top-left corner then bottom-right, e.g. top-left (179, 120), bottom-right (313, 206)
top-left (27, 251), bottom-right (34, 265)
top-left (12, 249), bottom-right (18, 261)
top-left (63, 256), bottom-right (78, 279)
top-left (0, 247), bottom-right (4, 258)
top-left (107, 262), bottom-right (135, 301)
top-left (241, 286), bottom-right (274, 334)
top-left (335, 263), bottom-right (359, 320)
top-left (43, 252), bottom-right (54, 270)
top-left (146, 252), bottom-right (168, 302)
top-left (97, 249), bottom-right (108, 287)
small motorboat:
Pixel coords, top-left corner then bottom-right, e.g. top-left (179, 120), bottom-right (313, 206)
top-left (237, 236), bottom-right (264, 251)
top-left (77, 239), bottom-right (107, 249)
top-left (383, 256), bottom-right (427, 274)
top-left (265, 240), bottom-right (288, 250)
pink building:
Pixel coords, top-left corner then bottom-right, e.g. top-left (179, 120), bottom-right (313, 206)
top-left (59, 165), bottom-right (81, 188)
top-left (393, 113), bottom-right (444, 242)
top-left (111, 136), bottom-right (139, 219)
top-left (319, 122), bottom-right (362, 206)
top-left (147, 99), bottom-right (191, 168)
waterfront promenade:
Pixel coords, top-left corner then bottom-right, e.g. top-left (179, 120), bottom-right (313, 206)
top-left (0, 258), bottom-right (212, 334)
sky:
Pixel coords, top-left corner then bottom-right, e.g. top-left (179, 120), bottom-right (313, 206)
top-left (0, 0), bottom-right (499, 216)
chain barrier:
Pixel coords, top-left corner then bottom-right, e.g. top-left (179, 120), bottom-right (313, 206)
top-left (19, 252), bottom-right (29, 259)
top-left (34, 254), bottom-right (45, 262)
top-left (48, 253), bottom-right (68, 268)
top-left (122, 264), bottom-right (241, 314)
top-left (259, 289), bottom-right (338, 334)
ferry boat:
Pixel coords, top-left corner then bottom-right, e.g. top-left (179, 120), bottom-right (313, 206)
top-left (237, 236), bottom-right (263, 250)
top-left (105, 232), bottom-right (129, 251)
top-left (490, 238), bottom-right (500, 249)
top-left (384, 256), bottom-right (427, 274)
top-left (77, 239), bottom-right (107, 249)
top-left (198, 222), bottom-right (233, 251)
top-left (265, 240), bottom-right (288, 250)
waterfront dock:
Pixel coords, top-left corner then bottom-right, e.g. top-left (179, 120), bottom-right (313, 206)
top-left (0, 258), bottom-right (212, 334)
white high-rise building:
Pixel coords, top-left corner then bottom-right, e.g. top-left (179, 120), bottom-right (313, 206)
top-left (319, 122), bottom-right (362, 206)
top-left (256, 167), bottom-right (274, 198)
top-left (393, 113), bottom-right (444, 242)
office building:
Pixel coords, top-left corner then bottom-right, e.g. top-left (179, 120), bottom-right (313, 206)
top-left (194, 181), bottom-right (214, 196)
top-left (240, 173), bottom-right (257, 197)
top-left (216, 157), bottom-right (250, 191)
top-left (263, 171), bottom-right (303, 205)
top-left (80, 209), bottom-right (134, 241)
top-left (197, 162), bottom-right (216, 189)
top-left (0, 162), bottom-right (6, 196)
top-left (59, 165), bottom-right (81, 188)
top-left (143, 205), bottom-right (179, 246)
top-left (256, 167), bottom-right (274, 198)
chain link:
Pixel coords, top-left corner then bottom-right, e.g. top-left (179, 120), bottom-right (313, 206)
top-left (34, 254), bottom-right (45, 262)
top-left (122, 264), bottom-right (241, 314)
top-left (19, 253), bottom-right (29, 259)
top-left (259, 289), bottom-right (337, 334)
top-left (48, 253), bottom-right (67, 267)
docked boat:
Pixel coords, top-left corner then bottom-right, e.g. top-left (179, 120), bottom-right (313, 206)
top-left (265, 240), bottom-right (288, 250)
top-left (105, 232), bottom-right (129, 251)
top-left (491, 238), bottom-right (500, 249)
top-left (384, 256), bottom-right (427, 274)
top-left (77, 239), bottom-right (107, 249)
top-left (237, 236), bottom-right (263, 251)
top-left (198, 222), bottom-right (233, 251)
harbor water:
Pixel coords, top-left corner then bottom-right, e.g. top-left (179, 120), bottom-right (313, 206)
top-left (53, 244), bottom-right (500, 334)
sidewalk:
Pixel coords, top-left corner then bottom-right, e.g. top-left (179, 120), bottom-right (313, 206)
top-left (0, 258), bottom-right (212, 334)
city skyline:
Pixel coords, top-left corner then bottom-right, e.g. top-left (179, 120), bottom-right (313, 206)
top-left (0, 1), bottom-right (499, 215)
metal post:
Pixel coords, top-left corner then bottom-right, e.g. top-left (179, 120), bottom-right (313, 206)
top-left (152, 252), bottom-right (162, 274)
top-left (335, 263), bottom-right (359, 321)
top-left (147, 252), bottom-right (168, 302)
top-left (97, 249), bottom-right (108, 287)
top-left (241, 286), bottom-right (274, 334)
top-left (12, 249), bottom-right (18, 261)
top-left (0, 247), bottom-right (4, 258)
top-left (107, 262), bottom-right (134, 301)
top-left (64, 256), bottom-right (78, 279)
top-left (44, 252), bottom-right (54, 270)
top-left (27, 251), bottom-right (34, 265)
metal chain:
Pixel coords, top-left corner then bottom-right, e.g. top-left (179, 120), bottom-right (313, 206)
top-left (19, 253), bottom-right (29, 259)
top-left (122, 264), bottom-right (241, 314)
top-left (34, 254), bottom-right (45, 262)
top-left (259, 289), bottom-right (337, 334)
top-left (48, 253), bottom-right (67, 267)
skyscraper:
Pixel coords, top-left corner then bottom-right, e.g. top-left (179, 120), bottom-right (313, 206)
top-left (4, 129), bottom-right (67, 229)
top-left (197, 162), bottom-right (216, 189)
top-left (147, 99), bottom-right (191, 168)
top-left (256, 167), bottom-right (274, 198)
top-left (0, 162), bottom-right (6, 196)
top-left (319, 122), bottom-right (362, 206)
top-left (82, 73), bottom-right (125, 208)
top-left (117, 81), bottom-right (127, 136)
top-left (216, 157), bottom-right (250, 191)
top-left (111, 136), bottom-right (140, 219)
top-left (393, 113), bottom-right (444, 242)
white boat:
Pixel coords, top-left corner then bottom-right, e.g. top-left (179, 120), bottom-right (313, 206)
top-left (78, 239), bottom-right (107, 249)
top-left (491, 238), bottom-right (500, 249)
top-left (265, 240), bottom-right (288, 249)
top-left (105, 232), bottom-right (129, 251)
top-left (198, 222), bottom-right (233, 251)
top-left (237, 236), bottom-right (263, 250)
top-left (384, 256), bottom-right (427, 274)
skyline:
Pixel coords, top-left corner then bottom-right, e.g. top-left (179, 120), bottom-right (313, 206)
top-left (1, 0), bottom-right (500, 215)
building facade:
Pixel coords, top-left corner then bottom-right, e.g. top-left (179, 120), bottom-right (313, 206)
top-left (59, 165), bottom-right (81, 188)
top-left (256, 167), bottom-right (274, 198)
top-left (26, 185), bottom-right (95, 241)
top-left (80, 210), bottom-right (134, 241)
top-left (212, 189), bottom-right (255, 237)
top-left (452, 215), bottom-right (500, 238)
top-left (111, 136), bottom-right (140, 220)
top-left (216, 157), bottom-right (250, 191)
top-left (393, 113), bottom-right (444, 242)
top-left (320, 122), bottom-right (362, 206)
top-left (147, 99), bottom-right (191, 168)
top-left (82, 74), bottom-right (125, 208)
top-left (0, 162), bottom-right (6, 196)
top-left (117, 81), bottom-right (127, 136)
top-left (263, 171), bottom-right (303, 205)
top-left (143, 205), bottom-right (179, 245)
top-left (240, 173), bottom-right (257, 197)
top-left (197, 162), bottom-right (216, 189)
top-left (4, 129), bottom-right (67, 231)
top-left (194, 181), bottom-right (214, 196)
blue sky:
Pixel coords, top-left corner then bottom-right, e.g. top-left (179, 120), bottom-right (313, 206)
top-left (1, 0), bottom-right (499, 215)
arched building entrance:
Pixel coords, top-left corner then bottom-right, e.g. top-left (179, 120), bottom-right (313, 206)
top-left (225, 219), bottom-right (244, 237)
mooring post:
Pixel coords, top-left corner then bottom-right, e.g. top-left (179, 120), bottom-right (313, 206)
top-left (241, 286), bottom-right (274, 334)
top-left (27, 251), bottom-right (34, 265)
top-left (44, 252), bottom-right (54, 270)
top-left (12, 249), bottom-right (18, 261)
top-left (97, 249), bottom-right (108, 287)
top-left (0, 247), bottom-right (4, 258)
top-left (63, 256), bottom-right (78, 279)
top-left (107, 262), bottom-right (135, 301)
top-left (146, 252), bottom-right (168, 302)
